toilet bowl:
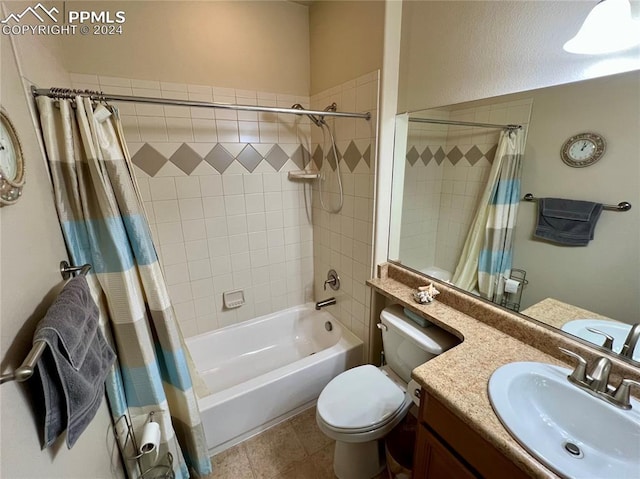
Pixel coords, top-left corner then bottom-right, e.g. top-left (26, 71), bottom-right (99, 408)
top-left (316, 304), bottom-right (459, 479)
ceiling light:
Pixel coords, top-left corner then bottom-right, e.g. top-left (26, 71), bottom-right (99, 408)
top-left (563, 0), bottom-right (640, 54)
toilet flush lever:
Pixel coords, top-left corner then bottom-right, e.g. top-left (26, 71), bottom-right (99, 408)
top-left (324, 269), bottom-right (340, 291)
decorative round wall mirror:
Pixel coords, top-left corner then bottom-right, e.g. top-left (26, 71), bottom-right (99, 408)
top-left (0, 109), bottom-right (25, 205)
top-left (560, 132), bottom-right (606, 168)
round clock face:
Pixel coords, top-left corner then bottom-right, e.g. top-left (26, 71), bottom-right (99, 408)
top-left (561, 133), bottom-right (605, 167)
top-left (0, 110), bottom-right (25, 205)
top-left (0, 120), bottom-right (18, 180)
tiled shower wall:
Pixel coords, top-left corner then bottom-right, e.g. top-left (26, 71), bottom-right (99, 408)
top-left (69, 72), bottom-right (379, 348)
top-left (70, 73), bottom-right (315, 337)
top-left (310, 71), bottom-right (379, 358)
top-left (400, 99), bottom-right (532, 275)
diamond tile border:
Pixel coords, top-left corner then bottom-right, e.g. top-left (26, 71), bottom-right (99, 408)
top-left (406, 142), bottom-right (499, 166)
top-left (137, 140), bottom-right (372, 177)
top-left (132, 143), bottom-right (168, 177)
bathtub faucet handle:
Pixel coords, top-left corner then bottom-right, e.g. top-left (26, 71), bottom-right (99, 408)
top-left (324, 269), bottom-right (340, 291)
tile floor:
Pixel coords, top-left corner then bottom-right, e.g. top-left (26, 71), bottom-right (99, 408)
top-left (207, 406), bottom-right (386, 479)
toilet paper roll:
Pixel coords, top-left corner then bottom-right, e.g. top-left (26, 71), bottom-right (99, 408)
top-left (139, 421), bottom-right (161, 454)
top-left (408, 379), bottom-right (421, 406)
top-left (504, 278), bottom-right (520, 294)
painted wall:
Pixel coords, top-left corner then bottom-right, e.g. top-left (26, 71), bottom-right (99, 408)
top-left (397, 0), bottom-right (640, 113)
top-left (59, 1), bottom-right (310, 95)
top-left (0, 30), bottom-right (121, 479)
top-left (309, 0), bottom-right (385, 95)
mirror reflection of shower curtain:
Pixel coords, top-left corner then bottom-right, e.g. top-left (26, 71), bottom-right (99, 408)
top-left (451, 128), bottom-right (525, 303)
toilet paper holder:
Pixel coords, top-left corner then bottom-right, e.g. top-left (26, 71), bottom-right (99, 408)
top-left (500, 269), bottom-right (528, 312)
top-left (114, 411), bottom-right (175, 479)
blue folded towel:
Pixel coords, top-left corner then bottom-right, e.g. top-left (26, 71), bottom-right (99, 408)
top-left (403, 308), bottom-right (432, 328)
top-left (533, 198), bottom-right (603, 246)
top-left (34, 276), bottom-right (115, 448)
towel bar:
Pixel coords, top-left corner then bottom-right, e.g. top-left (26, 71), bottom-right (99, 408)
top-left (523, 193), bottom-right (631, 212)
top-left (0, 340), bottom-right (47, 384)
top-left (0, 260), bottom-right (93, 385)
top-left (60, 260), bottom-right (92, 279)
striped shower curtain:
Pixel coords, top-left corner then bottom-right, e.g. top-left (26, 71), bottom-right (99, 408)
top-left (452, 128), bottom-right (525, 303)
top-left (36, 96), bottom-right (211, 479)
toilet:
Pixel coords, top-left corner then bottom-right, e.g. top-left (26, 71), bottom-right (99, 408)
top-left (316, 304), bottom-right (459, 479)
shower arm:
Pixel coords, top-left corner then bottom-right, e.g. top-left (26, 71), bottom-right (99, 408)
top-left (292, 102), bottom-right (337, 126)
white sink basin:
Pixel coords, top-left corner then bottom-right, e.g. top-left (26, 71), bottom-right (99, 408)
top-left (561, 319), bottom-right (639, 361)
top-left (489, 362), bottom-right (640, 478)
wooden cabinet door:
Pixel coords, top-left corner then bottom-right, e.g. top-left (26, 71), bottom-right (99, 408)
top-left (414, 423), bottom-right (478, 479)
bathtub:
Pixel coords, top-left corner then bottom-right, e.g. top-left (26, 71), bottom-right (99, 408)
top-left (186, 303), bottom-right (363, 454)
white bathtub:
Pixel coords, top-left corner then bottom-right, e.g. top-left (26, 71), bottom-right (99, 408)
top-left (186, 303), bottom-right (363, 454)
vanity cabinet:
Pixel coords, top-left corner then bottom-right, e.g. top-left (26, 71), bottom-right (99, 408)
top-left (413, 390), bottom-right (530, 479)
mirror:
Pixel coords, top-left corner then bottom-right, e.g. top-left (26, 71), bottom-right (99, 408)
top-left (389, 70), bottom-right (640, 365)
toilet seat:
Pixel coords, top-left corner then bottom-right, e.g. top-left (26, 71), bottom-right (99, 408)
top-left (317, 365), bottom-right (408, 433)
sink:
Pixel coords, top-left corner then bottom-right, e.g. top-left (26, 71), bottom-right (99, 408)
top-left (561, 319), bottom-right (639, 361)
top-left (488, 362), bottom-right (640, 478)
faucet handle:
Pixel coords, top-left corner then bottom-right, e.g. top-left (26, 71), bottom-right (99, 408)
top-left (323, 269), bottom-right (340, 291)
top-left (586, 327), bottom-right (615, 350)
top-left (559, 347), bottom-right (589, 384)
top-left (612, 378), bottom-right (640, 410)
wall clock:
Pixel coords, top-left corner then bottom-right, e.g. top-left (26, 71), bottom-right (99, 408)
top-left (0, 109), bottom-right (25, 205)
top-left (560, 132), bottom-right (605, 168)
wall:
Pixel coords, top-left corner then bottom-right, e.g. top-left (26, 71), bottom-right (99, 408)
top-left (48, 0), bottom-right (315, 337)
top-left (60, 1), bottom-right (310, 95)
top-left (515, 72), bottom-right (640, 321)
top-left (309, 0), bottom-right (385, 95)
top-left (0, 29), bottom-right (121, 479)
top-left (67, 73), bottom-right (315, 336)
top-left (397, 0), bottom-right (640, 112)
top-left (310, 71), bottom-right (379, 359)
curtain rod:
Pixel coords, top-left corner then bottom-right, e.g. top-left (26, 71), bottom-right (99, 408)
top-left (409, 117), bottom-right (521, 130)
top-left (31, 86), bottom-right (371, 121)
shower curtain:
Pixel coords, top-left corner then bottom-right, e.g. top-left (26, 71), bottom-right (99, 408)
top-left (452, 128), bottom-right (525, 303)
top-left (36, 96), bottom-right (211, 479)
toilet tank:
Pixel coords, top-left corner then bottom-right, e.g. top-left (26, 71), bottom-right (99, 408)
top-left (380, 304), bottom-right (459, 384)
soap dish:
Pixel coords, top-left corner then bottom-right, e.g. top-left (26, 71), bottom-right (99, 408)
top-left (223, 289), bottom-right (245, 309)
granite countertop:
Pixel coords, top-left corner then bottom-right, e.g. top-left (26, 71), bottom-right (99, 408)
top-left (521, 297), bottom-right (613, 330)
top-left (368, 276), bottom-right (562, 478)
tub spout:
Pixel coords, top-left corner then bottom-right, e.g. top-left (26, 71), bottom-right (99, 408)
top-left (315, 298), bottom-right (336, 310)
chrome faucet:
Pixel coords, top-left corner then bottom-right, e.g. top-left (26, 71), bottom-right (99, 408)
top-left (315, 297), bottom-right (336, 310)
top-left (586, 327), bottom-right (614, 351)
top-left (621, 323), bottom-right (640, 359)
top-left (324, 269), bottom-right (340, 291)
top-left (560, 347), bottom-right (640, 409)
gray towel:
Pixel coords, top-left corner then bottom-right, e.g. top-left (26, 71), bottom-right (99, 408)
top-left (533, 198), bottom-right (603, 246)
top-left (34, 276), bottom-right (115, 448)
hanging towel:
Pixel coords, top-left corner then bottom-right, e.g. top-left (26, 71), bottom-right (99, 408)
top-left (533, 198), bottom-right (603, 246)
top-left (34, 276), bottom-right (115, 448)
